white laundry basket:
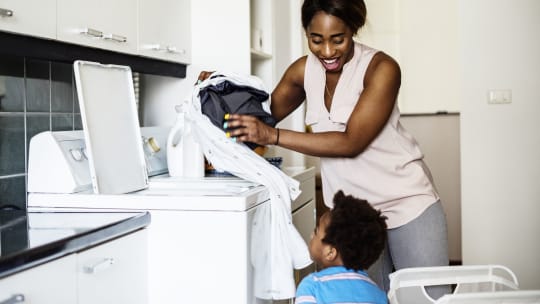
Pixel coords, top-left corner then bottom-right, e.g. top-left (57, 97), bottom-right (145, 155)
top-left (388, 265), bottom-right (519, 304)
top-left (435, 290), bottom-right (540, 304)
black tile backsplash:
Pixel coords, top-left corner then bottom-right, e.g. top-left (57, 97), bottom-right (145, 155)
top-left (0, 56), bottom-right (25, 113)
top-left (26, 59), bottom-right (50, 113)
top-left (0, 175), bottom-right (26, 210)
top-left (0, 114), bottom-right (25, 176)
top-left (0, 57), bottom-right (81, 210)
top-left (51, 62), bottom-right (74, 113)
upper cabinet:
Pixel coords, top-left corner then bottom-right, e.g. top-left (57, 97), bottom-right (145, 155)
top-left (138, 0), bottom-right (191, 64)
top-left (57, 0), bottom-right (138, 55)
top-left (0, 0), bottom-right (192, 64)
top-left (0, 0), bottom-right (56, 39)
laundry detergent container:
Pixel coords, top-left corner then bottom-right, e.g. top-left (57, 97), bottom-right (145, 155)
top-left (388, 265), bottom-right (519, 304)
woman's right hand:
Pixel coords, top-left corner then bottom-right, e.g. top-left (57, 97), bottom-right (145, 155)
top-left (196, 71), bottom-right (215, 84)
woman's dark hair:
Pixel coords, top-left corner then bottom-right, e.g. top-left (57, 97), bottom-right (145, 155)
top-left (301, 0), bottom-right (367, 34)
top-left (322, 190), bottom-right (387, 271)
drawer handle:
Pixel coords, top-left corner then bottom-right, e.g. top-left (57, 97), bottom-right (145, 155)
top-left (103, 33), bottom-right (127, 43)
top-left (165, 46), bottom-right (186, 54)
top-left (143, 44), bottom-right (185, 55)
top-left (0, 8), bottom-right (13, 17)
top-left (80, 28), bottom-right (103, 38)
top-left (83, 258), bottom-right (115, 274)
top-left (0, 294), bottom-right (25, 304)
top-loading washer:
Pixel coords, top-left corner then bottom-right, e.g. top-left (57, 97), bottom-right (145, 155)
top-left (28, 127), bottom-right (274, 304)
top-left (27, 61), bottom-right (313, 303)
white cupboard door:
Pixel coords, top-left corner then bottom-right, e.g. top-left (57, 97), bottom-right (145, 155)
top-left (0, 0), bottom-right (56, 39)
top-left (292, 199), bottom-right (317, 285)
top-left (138, 0), bottom-right (191, 64)
top-left (56, 0), bottom-right (137, 55)
top-left (0, 254), bottom-right (78, 304)
top-left (77, 230), bottom-right (148, 304)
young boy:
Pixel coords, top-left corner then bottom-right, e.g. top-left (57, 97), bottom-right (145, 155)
top-left (295, 190), bottom-right (388, 304)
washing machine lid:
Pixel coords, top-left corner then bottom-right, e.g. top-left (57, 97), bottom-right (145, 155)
top-left (74, 61), bottom-right (148, 194)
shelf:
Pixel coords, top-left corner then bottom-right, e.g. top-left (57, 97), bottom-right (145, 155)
top-left (250, 48), bottom-right (272, 60)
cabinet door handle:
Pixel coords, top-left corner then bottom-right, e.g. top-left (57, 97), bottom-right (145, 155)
top-left (143, 44), bottom-right (185, 55)
top-left (83, 258), bottom-right (115, 274)
top-left (166, 46), bottom-right (186, 55)
top-left (0, 8), bottom-right (14, 17)
top-left (103, 33), bottom-right (127, 43)
top-left (80, 28), bottom-right (103, 38)
top-left (0, 294), bottom-right (25, 304)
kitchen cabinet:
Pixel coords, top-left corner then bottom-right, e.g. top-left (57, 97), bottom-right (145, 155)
top-left (0, 255), bottom-right (78, 304)
top-left (0, 230), bottom-right (147, 304)
top-left (0, 212), bottom-right (149, 304)
top-left (138, 0), bottom-right (191, 64)
top-left (77, 230), bottom-right (147, 304)
top-left (0, 0), bottom-right (56, 39)
top-left (287, 166), bottom-right (317, 285)
top-left (56, 0), bottom-right (138, 55)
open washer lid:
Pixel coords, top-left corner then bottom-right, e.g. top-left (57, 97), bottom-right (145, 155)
top-left (74, 60), bottom-right (148, 194)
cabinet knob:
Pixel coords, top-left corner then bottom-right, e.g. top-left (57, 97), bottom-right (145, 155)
top-left (0, 294), bottom-right (25, 304)
top-left (0, 8), bottom-right (14, 17)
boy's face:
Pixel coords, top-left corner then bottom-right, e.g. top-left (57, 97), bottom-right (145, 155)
top-left (309, 211), bottom-right (335, 268)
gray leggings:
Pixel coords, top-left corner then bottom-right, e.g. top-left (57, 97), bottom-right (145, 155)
top-left (367, 201), bottom-right (450, 299)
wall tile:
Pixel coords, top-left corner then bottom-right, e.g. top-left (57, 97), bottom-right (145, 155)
top-left (26, 114), bottom-right (50, 155)
top-left (0, 56), bottom-right (24, 112)
top-left (0, 175), bottom-right (26, 210)
top-left (0, 114), bottom-right (25, 175)
top-left (51, 62), bottom-right (73, 113)
top-left (52, 113), bottom-right (74, 131)
top-left (73, 74), bottom-right (80, 114)
top-left (26, 59), bottom-right (50, 112)
top-left (74, 114), bottom-right (83, 130)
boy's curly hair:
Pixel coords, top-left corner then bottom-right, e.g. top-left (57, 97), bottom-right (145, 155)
top-left (322, 190), bottom-right (388, 271)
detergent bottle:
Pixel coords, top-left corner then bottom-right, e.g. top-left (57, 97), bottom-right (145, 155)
top-left (166, 105), bottom-right (205, 177)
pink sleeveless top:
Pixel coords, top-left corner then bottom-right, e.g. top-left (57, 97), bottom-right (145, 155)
top-left (304, 42), bottom-right (439, 228)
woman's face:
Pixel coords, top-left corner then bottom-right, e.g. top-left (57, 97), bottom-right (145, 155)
top-left (306, 11), bottom-right (355, 73)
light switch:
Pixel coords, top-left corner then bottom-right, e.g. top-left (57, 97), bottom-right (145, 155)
top-left (488, 89), bottom-right (512, 104)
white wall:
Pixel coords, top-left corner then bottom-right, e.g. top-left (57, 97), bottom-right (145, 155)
top-left (459, 0), bottom-right (540, 289)
top-left (361, 0), bottom-right (460, 114)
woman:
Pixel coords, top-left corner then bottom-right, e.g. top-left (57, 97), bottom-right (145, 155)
top-left (199, 0), bottom-right (449, 295)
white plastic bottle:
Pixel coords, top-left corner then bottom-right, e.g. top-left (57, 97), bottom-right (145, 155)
top-left (166, 109), bottom-right (204, 178)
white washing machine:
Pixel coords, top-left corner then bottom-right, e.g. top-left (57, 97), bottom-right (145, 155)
top-left (28, 128), bottom-right (274, 304)
top-left (27, 61), bottom-right (315, 303)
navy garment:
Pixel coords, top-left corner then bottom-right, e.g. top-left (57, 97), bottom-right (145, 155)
top-left (199, 76), bottom-right (276, 149)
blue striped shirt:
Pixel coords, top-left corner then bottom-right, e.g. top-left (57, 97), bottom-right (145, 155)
top-left (295, 266), bottom-right (388, 304)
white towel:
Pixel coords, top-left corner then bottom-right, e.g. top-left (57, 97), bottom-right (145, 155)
top-left (184, 72), bottom-right (312, 299)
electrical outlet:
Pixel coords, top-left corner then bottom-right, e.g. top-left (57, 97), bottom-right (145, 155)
top-left (488, 89), bottom-right (512, 104)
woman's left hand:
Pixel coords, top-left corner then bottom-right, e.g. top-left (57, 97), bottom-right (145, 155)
top-left (223, 114), bottom-right (278, 145)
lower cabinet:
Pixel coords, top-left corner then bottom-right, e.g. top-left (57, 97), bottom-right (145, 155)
top-left (0, 229), bottom-right (147, 304)
top-left (0, 254), bottom-right (78, 304)
top-left (77, 229), bottom-right (148, 304)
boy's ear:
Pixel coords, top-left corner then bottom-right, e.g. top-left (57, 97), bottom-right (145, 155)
top-left (325, 245), bottom-right (338, 261)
